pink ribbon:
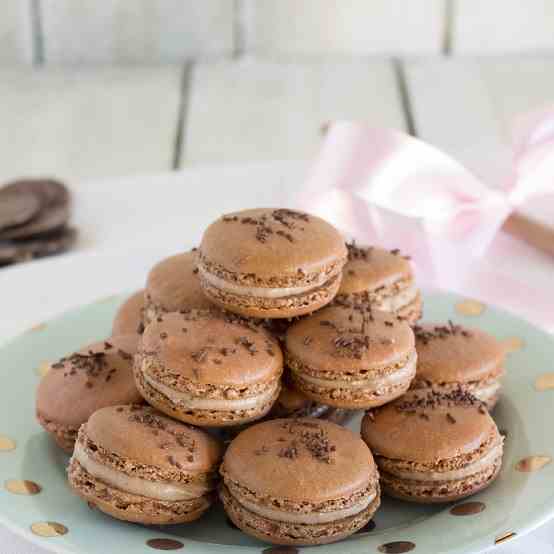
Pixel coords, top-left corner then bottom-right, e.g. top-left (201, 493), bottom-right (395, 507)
top-left (297, 108), bottom-right (554, 328)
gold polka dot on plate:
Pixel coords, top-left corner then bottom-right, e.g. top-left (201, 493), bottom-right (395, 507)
top-left (5, 479), bottom-right (41, 495)
top-left (495, 531), bottom-right (516, 545)
top-left (0, 436), bottom-right (16, 451)
top-left (30, 521), bottom-right (68, 537)
top-left (29, 322), bottom-right (47, 332)
top-left (455, 299), bottom-right (486, 316)
top-left (450, 501), bottom-right (486, 516)
top-left (535, 373), bottom-right (554, 391)
top-left (515, 455), bottom-right (552, 472)
top-left (378, 541), bottom-right (416, 553)
top-left (262, 547), bottom-right (299, 554)
top-left (37, 362), bottom-right (51, 377)
top-left (146, 538), bottom-right (184, 550)
top-left (501, 336), bottom-right (525, 353)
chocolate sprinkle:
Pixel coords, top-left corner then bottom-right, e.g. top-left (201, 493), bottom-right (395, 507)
top-left (414, 321), bottom-right (472, 345)
top-left (446, 413), bottom-right (457, 424)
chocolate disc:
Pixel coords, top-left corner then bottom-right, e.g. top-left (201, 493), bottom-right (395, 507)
top-left (0, 179), bottom-right (70, 240)
top-left (0, 227), bottom-right (77, 264)
top-left (0, 190), bottom-right (41, 230)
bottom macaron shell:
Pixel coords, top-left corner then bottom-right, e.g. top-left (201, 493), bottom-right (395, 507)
top-left (68, 460), bottom-right (212, 524)
top-left (36, 412), bottom-right (78, 453)
top-left (134, 367), bottom-right (281, 427)
top-left (379, 460), bottom-right (502, 504)
top-left (289, 372), bottom-right (413, 410)
top-left (219, 484), bottom-right (380, 546)
top-left (199, 274), bottom-right (341, 319)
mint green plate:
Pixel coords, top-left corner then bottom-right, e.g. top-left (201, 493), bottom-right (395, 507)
top-left (0, 291), bottom-right (553, 554)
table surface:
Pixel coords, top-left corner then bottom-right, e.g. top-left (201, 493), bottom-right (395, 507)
top-left (1, 57), bottom-right (554, 553)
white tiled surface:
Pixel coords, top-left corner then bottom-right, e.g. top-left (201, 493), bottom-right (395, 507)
top-left (0, 0), bottom-right (33, 64)
top-left (243, 0), bottom-right (445, 57)
top-left (0, 66), bottom-right (181, 182)
top-left (41, 0), bottom-right (234, 63)
top-left (183, 58), bottom-right (405, 164)
top-left (452, 0), bottom-right (554, 54)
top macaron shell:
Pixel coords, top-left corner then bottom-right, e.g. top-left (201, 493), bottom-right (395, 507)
top-left (361, 392), bottom-right (498, 463)
top-left (112, 290), bottom-right (145, 335)
top-left (338, 246), bottom-right (413, 295)
top-left (144, 251), bottom-right (215, 321)
top-left (36, 334), bottom-right (142, 430)
top-left (286, 306), bottom-right (415, 373)
top-left (140, 312), bottom-right (283, 386)
top-left (84, 405), bottom-right (223, 474)
top-left (197, 209), bottom-right (347, 318)
top-left (413, 323), bottom-right (505, 385)
top-left (221, 418), bottom-right (376, 503)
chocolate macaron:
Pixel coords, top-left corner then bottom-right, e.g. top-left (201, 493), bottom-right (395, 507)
top-left (135, 311), bottom-right (283, 427)
top-left (112, 290), bottom-right (145, 335)
top-left (144, 251), bottom-right (215, 325)
top-left (411, 322), bottom-right (506, 409)
top-left (68, 405), bottom-right (223, 524)
top-left (36, 335), bottom-right (143, 452)
top-left (197, 209), bottom-right (347, 318)
top-left (220, 418), bottom-right (380, 545)
top-left (361, 390), bottom-right (504, 503)
top-left (285, 305), bottom-right (417, 408)
top-left (335, 244), bottom-right (422, 324)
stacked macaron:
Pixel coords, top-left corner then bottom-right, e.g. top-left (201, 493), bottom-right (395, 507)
top-left (35, 207), bottom-right (507, 546)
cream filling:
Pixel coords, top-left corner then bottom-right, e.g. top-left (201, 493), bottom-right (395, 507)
top-left (74, 442), bottom-right (211, 501)
top-left (472, 381), bottom-right (501, 402)
top-left (234, 490), bottom-right (375, 524)
top-left (375, 284), bottom-right (419, 312)
top-left (143, 372), bottom-right (278, 410)
top-left (198, 265), bottom-right (332, 299)
top-left (385, 443), bottom-right (503, 483)
top-left (294, 351), bottom-right (417, 390)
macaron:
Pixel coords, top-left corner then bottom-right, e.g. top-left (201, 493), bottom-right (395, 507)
top-left (361, 389), bottom-right (504, 503)
top-left (197, 209), bottom-right (347, 319)
top-left (285, 305), bottom-right (417, 408)
top-left (220, 418), bottom-right (380, 545)
top-left (68, 405), bottom-right (223, 524)
top-left (335, 244), bottom-right (422, 324)
top-left (135, 311), bottom-right (283, 427)
top-left (36, 335), bottom-right (143, 452)
top-left (144, 250), bottom-right (215, 325)
top-left (411, 322), bottom-right (506, 409)
top-left (112, 290), bottom-right (145, 335)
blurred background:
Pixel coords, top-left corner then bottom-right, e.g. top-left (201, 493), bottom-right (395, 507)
top-left (3, 0), bottom-right (554, 184)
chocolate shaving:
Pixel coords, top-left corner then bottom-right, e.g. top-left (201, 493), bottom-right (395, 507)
top-left (446, 413), bottom-right (457, 424)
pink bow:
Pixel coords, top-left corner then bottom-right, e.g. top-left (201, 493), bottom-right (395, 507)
top-left (297, 108), bottom-right (554, 328)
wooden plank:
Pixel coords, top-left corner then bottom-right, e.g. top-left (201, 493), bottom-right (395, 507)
top-left (0, 66), bottom-right (181, 182)
top-left (453, 0), bottom-right (554, 54)
top-left (243, 0), bottom-right (445, 56)
top-left (0, 1), bottom-right (33, 63)
top-left (182, 59), bottom-right (405, 165)
top-left (41, 0), bottom-right (233, 63)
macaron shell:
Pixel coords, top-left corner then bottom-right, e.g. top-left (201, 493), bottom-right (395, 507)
top-left (85, 405), bottom-right (223, 473)
top-left (361, 393), bottom-right (497, 463)
top-left (200, 209), bottom-right (347, 279)
top-left (222, 418), bottom-right (374, 503)
top-left (146, 251), bottom-right (214, 312)
top-left (286, 306), bottom-right (415, 372)
top-left (220, 483), bottom-right (379, 545)
top-left (339, 246), bottom-right (413, 295)
top-left (36, 335), bottom-right (142, 428)
top-left (414, 324), bottom-right (505, 383)
top-left (69, 461), bottom-right (212, 524)
top-left (141, 312), bottom-right (283, 386)
top-left (112, 290), bottom-right (145, 335)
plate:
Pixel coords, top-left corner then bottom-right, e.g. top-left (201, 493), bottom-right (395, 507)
top-left (0, 291), bottom-right (553, 554)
